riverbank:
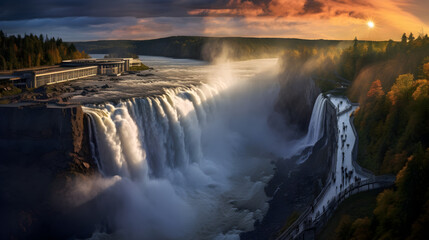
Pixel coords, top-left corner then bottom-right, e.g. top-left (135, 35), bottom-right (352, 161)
top-left (0, 68), bottom-right (162, 105)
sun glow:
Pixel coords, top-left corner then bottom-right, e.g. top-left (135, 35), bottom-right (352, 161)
top-left (367, 21), bottom-right (375, 29)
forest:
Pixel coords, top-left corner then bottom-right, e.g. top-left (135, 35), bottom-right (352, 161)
top-left (272, 33), bottom-right (429, 240)
top-left (0, 31), bottom-right (89, 70)
top-left (334, 34), bottom-right (429, 240)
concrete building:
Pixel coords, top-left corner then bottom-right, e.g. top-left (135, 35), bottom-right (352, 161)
top-left (61, 58), bottom-right (131, 74)
top-left (3, 57), bottom-right (142, 88)
top-left (12, 66), bottom-right (98, 88)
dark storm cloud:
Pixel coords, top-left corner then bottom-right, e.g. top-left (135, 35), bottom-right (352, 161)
top-left (301, 0), bottom-right (325, 14)
top-left (0, 0), bottom-right (220, 20)
top-left (0, 17), bottom-right (140, 41)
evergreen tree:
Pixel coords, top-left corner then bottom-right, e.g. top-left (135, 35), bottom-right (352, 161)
top-left (408, 32), bottom-right (415, 45)
top-left (401, 33), bottom-right (408, 45)
top-left (0, 30), bottom-right (89, 70)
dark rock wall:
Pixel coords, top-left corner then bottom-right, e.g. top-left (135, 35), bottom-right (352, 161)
top-left (0, 105), bottom-right (96, 239)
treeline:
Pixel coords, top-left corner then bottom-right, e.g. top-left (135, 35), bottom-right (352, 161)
top-left (334, 34), bottom-right (429, 239)
top-left (0, 31), bottom-right (89, 70)
top-left (341, 34), bottom-right (429, 102)
top-left (73, 36), bottom-right (344, 61)
top-left (339, 34), bottom-right (429, 81)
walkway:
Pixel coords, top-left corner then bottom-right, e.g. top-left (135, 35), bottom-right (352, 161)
top-left (308, 96), bottom-right (368, 220)
top-left (276, 95), bottom-right (395, 240)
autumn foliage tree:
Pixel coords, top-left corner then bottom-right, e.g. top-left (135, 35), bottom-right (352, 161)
top-left (367, 79), bottom-right (385, 98)
top-left (343, 59), bottom-right (429, 239)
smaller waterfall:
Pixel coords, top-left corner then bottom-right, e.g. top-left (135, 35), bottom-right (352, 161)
top-left (304, 94), bottom-right (327, 146)
top-left (294, 93), bottom-right (327, 164)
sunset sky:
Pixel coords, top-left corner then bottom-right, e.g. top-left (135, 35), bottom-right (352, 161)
top-left (0, 0), bottom-right (428, 41)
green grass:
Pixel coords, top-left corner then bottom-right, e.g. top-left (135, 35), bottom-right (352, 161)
top-left (317, 189), bottom-right (383, 240)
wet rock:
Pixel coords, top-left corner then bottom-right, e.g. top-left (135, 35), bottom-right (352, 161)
top-left (101, 84), bottom-right (110, 89)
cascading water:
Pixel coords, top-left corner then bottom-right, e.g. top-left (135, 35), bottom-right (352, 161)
top-left (294, 94), bottom-right (327, 164)
top-left (303, 94), bottom-right (327, 146)
top-left (79, 57), bottom-right (327, 240)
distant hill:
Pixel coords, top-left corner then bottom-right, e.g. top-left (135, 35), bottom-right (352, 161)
top-left (73, 36), bottom-right (351, 61)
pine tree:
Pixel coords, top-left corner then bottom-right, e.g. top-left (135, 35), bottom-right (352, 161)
top-left (408, 32), bottom-right (415, 45)
top-left (401, 33), bottom-right (408, 45)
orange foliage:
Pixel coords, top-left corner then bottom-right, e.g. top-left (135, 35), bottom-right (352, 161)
top-left (423, 62), bottom-right (429, 79)
top-left (387, 74), bottom-right (415, 105)
top-left (382, 152), bottom-right (407, 174)
top-left (351, 217), bottom-right (372, 240)
top-left (394, 155), bottom-right (413, 185)
top-left (367, 79), bottom-right (385, 98)
top-left (412, 79), bottom-right (429, 100)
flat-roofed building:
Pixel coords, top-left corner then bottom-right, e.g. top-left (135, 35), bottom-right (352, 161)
top-left (12, 65), bottom-right (97, 88)
top-left (0, 75), bottom-right (23, 85)
top-left (3, 57), bottom-right (139, 88)
top-left (61, 58), bottom-right (130, 74)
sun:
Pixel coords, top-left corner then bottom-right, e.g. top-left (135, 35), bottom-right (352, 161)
top-left (367, 21), bottom-right (375, 29)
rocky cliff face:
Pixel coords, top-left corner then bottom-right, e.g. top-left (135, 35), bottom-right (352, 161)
top-left (0, 105), bottom-right (97, 239)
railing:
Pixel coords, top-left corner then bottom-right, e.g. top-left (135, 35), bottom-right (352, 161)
top-left (312, 176), bottom-right (395, 232)
top-left (278, 176), bottom-right (395, 240)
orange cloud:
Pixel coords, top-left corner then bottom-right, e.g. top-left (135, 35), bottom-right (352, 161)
top-left (186, 0), bottom-right (429, 40)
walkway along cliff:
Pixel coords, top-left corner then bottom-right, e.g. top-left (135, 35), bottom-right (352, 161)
top-left (276, 95), bottom-right (396, 240)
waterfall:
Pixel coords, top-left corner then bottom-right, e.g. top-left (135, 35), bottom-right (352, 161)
top-left (294, 94), bottom-right (327, 164)
top-left (81, 69), bottom-right (290, 239)
top-left (83, 84), bottom-right (220, 180)
top-left (304, 94), bottom-right (327, 146)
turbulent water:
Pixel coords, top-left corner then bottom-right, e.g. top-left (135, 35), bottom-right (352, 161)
top-left (80, 56), bottom-right (326, 240)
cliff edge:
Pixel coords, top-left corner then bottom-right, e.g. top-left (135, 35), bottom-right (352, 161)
top-left (0, 105), bottom-right (97, 239)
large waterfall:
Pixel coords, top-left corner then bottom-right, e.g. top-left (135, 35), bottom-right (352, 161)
top-left (80, 57), bottom-right (326, 240)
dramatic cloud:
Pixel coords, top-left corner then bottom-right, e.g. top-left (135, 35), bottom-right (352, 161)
top-left (301, 0), bottom-right (325, 15)
top-left (0, 0), bottom-right (428, 41)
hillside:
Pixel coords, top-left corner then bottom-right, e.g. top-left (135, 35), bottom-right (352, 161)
top-left (73, 36), bottom-right (350, 61)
